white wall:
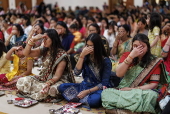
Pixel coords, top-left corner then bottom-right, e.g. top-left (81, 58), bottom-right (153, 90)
top-left (9, 0), bottom-right (16, 9)
top-left (134, 0), bottom-right (143, 7)
top-left (44, 0), bottom-right (108, 10)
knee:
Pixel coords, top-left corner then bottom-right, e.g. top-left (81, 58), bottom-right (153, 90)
top-left (58, 84), bottom-right (65, 93)
top-left (88, 94), bottom-right (102, 108)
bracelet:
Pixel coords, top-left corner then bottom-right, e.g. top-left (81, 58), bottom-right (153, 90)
top-left (27, 42), bottom-right (34, 46)
top-left (162, 48), bottom-right (169, 53)
top-left (128, 55), bottom-right (133, 60)
top-left (124, 59), bottom-right (130, 65)
top-left (137, 86), bottom-right (141, 89)
top-left (79, 56), bottom-right (84, 59)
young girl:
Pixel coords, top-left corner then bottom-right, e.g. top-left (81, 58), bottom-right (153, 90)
top-left (0, 41), bottom-right (34, 90)
top-left (148, 12), bottom-right (162, 57)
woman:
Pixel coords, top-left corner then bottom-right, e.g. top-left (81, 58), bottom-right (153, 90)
top-left (100, 18), bottom-right (109, 35)
top-left (16, 29), bottom-right (75, 102)
top-left (26, 23), bottom-right (45, 48)
top-left (148, 12), bottom-right (162, 57)
top-left (59, 33), bottom-right (112, 108)
top-left (70, 23), bottom-right (110, 70)
top-left (0, 40), bottom-right (10, 74)
top-left (49, 17), bottom-right (58, 29)
top-left (5, 24), bottom-right (27, 50)
top-left (56, 21), bottom-right (74, 52)
top-left (0, 41), bottom-right (33, 90)
top-left (131, 17), bottom-right (148, 38)
top-left (102, 34), bottom-right (168, 114)
top-left (103, 21), bottom-right (117, 50)
top-left (88, 23), bottom-right (110, 55)
top-left (21, 15), bottom-right (32, 36)
top-left (162, 22), bottom-right (170, 75)
top-left (111, 24), bottom-right (132, 71)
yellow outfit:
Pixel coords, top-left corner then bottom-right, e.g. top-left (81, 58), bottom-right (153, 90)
top-left (148, 26), bottom-right (161, 57)
top-left (112, 38), bottom-right (132, 71)
top-left (73, 31), bottom-right (82, 43)
top-left (6, 54), bottom-right (34, 81)
top-left (0, 52), bottom-right (10, 74)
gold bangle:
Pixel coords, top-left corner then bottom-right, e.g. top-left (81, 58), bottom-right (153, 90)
top-left (124, 59), bottom-right (130, 65)
top-left (79, 56), bottom-right (84, 59)
top-left (128, 55), bottom-right (133, 60)
top-left (137, 86), bottom-right (141, 89)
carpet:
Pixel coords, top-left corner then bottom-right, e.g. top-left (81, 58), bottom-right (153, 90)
top-left (55, 100), bottom-right (105, 114)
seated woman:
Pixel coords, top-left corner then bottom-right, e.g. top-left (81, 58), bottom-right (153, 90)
top-left (0, 41), bottom-right (34, 90)
top-left (56, 21), bottom-right (74, 52)
top-left (16, 29), bottom-right (75, 102)
top-left (161, 21), bottom-right (170, 75)
top-left (59, 33), bottom-right (112, 108)
top-left (111, 24), bottom-right (132, 72)
top-left (102, 34), bottom-right (168, 114)
top-left (5, 24), bottom-right (27, 50)
top-left (0, 40), bottom-right (10, 74)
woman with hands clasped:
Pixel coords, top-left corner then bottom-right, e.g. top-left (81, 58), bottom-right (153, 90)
top-left (59, 33), bottom-right (112, 108)
top-left (102, 34), bottom-right (168, 114)
top-left (111, 24), bottom-right (132, 71)
top-left (0, 41), bottom-right (34, 90)
top-left (16, 29), bottom-right (75, 102)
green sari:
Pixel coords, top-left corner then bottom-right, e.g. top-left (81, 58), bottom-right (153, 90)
top-left (111, 38), bottom-right (132, 72)
top-left (102, 57), bottom-right (168, 114)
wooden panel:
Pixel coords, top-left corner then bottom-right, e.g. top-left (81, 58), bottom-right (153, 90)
top-left (15, 0), bottom-right (32, 10)
top-left (0, 0), bottom-right (9, 11)
top-left (37, 0), bottom-right (43, 5)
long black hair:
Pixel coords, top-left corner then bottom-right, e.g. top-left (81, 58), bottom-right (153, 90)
top-left (14, 41), bottom-right (26, 48)
top-left (0, 40), bottom-right (7, 58)
top-left (56, 21), bottom-right (70, 36)
top-left (149, 12), bottom-right (161, 34)
top-left (43, 29), bottom-right (64, 69)
top-left (13, 24), bottom-right (24, 36)
top-left (21, 15), bottom-right (31, 26)
top-left (132, 33), bottom-right (155, 68)
top-left (88, 23), bottom-right (100, 34)
top-left (101, 17), bottom-right (109, 29)
top-left (85, 33), bottom-right (108, 69)
top-left (34, 23), bottom-right (45, 34)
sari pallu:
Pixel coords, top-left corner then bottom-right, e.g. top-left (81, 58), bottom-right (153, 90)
top-left (102, 57), bottom-right (169, 114)
top-left (16, 50), bottom-right (75, 102)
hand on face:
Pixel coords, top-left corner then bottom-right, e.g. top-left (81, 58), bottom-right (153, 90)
top-left (32, 34), bottom-right (47, 41)
top-left (11, 30), bottom-right (17, 35)
top-left (130, 45), bottom-right (144, 58)
top-left (116, 32), bottom-right (124, 40)
top-left (81, 46), bottom-right (94, 57)
top-left (12, 46), bottom-right (22, 51)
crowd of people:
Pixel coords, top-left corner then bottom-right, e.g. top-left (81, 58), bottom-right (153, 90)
top-left (0, 1), bottom-right (170, 113)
